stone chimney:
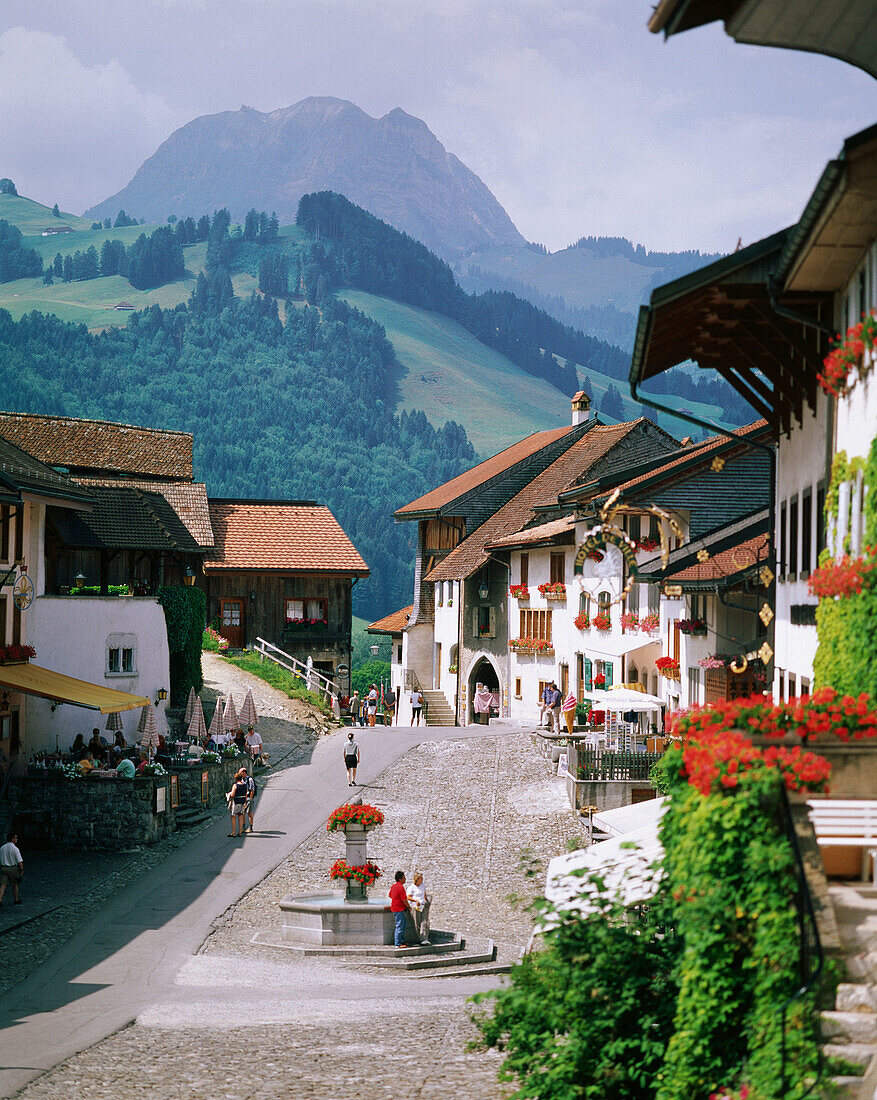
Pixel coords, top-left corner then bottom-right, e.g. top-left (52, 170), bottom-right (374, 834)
top-left (571, 391), bottom-right (592, 425)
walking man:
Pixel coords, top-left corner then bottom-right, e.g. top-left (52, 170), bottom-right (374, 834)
top-left (410, 688), bottom-right (423, 726)
top-left (344, 731), bottom-right (360, 787)
top-left (389, 870), bottom-right (411, 948)
top-left (0, 831), bottom-right (23, 906)
top-left (227, 768), bottom-right (249, 837)
top-left (245, 772), bottom-right (258, 833)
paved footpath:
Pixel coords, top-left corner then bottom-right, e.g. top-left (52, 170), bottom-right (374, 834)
top-left (0, 715), bottom-right (576, 1098)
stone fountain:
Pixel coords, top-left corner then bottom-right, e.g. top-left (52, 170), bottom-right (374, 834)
top-left (277, 801), bottom-right (396, 947)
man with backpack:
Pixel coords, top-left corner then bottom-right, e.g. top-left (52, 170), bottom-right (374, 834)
top-left (245, 771), bottom-right (258, 833)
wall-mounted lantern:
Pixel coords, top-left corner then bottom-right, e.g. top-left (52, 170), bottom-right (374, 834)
top-left (155, 687), bottom-right (168, 705)
top-left (183, 566), bottom-right (196, 586)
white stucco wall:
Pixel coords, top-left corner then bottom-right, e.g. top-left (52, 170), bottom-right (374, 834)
top-left (25, 595), bottom-right (170, 754)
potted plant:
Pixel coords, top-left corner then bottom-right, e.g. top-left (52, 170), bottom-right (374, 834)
top-left (593, 672), bottom-right (606, 688)
top-left (678, 618), bottom-right (707, 636)
top-left (538, 582), bottom-right (566, 600)
top-left (329, 859), bottom-right (382, 887)
top-left (326, 803), bottom-right (386, 832)
top-left (656, 656), bottom-right (681, 680)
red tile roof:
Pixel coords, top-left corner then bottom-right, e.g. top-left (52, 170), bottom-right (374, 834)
top-left (368, 605), bottom-right (413, 634)
top-left (427, 420), bottom-right (649, 581)
top-left (76, 478), bottom-right (214, 548)
top-left (395, 424), bottom-right (579, 517)
top-left (0, 413), bottom-right (194, 480)
top-left (204, 500), bottom-right (369, 575)
top-left (486, 515), bottom-right (576, 550)
top-left (669, 535), bottom-right (769, 582)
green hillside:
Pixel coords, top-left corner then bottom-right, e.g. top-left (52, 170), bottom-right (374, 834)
top-left (0, 193), bottom-right (94, 235)
top-left (339, 289), bottom-right (572, 455)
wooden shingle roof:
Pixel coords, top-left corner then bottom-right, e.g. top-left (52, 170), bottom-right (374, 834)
top-left (367, 605), bottom-right (413, 635)
top-left (0, 413), bottom-right (194, 480)
top-left (48, 487), bottom-right (202, 551)
top-left (395, 424), bottom-right (579, 518)
top-left (204, 500), bottom-right (369, 575)
top-left (76, 478), bottom-right (214, 548)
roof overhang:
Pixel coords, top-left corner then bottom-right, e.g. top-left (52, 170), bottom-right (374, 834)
top-left (630, 229), bottom-right (832, 434)
top-left (649, 0), bottom-right (877, 80)
top-left (639, 508), bottom-right (770, 589)
top-left (778, 125), bottom-right (877, 293)
top-left (0, 662), bottom-right (150, 713)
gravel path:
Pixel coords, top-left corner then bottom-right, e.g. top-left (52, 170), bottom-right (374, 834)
top-left (13, 732), bottom-right (580, 1099)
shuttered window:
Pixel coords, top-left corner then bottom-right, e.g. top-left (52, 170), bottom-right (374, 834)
top-left (519, 553), bottom-right (529, 587)
top-left (550, 552), bottom-right (565, 584)
top-left (520, 608), bottom-right (552, 641)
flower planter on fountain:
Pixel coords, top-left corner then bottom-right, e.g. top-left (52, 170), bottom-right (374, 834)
top-left (278, 802), bottom-right (398, 946)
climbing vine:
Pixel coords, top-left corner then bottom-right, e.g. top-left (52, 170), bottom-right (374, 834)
top-left (157, 585), bottom-right (206, 705)
top-left (812, 435), bottom-right (877, 697)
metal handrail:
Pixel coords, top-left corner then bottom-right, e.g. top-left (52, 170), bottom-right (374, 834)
top-left (254, 637), bottom-right (338, 696)
top-left (778, 783), bottom-right (823, 1097)
top-left (403, 668), bottom-right (423, 693)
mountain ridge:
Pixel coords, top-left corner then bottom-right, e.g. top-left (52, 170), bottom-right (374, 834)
top-left (85, 97), bottom-right (525, 261)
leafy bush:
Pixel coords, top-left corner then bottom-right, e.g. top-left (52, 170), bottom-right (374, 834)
top-left (351, 659), bottom-right (390, 697)
top-left (157, 585), bottom-right (205, 706)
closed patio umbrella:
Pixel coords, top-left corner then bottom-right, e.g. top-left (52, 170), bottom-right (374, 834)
top-left (139, 705), bottom-right (160, 758)
top-left (184, 686), bottom-right (197, 726)
top-left (240, 688), bottom-right (258, 729)
top-left (223, 693), bottom-right (240, 735)
top-left (186, 696), bottom-right (207, 742)
top-left (105, 711), bottom-right (124, 733)
top-left (207, 698), bottom-right (224, 744)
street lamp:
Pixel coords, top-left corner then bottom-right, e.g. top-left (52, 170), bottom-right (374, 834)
top-left (74, 572), bottom-right (86, 590)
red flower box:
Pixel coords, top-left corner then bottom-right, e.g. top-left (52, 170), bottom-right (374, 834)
top-left (326, 803), bottom-right (385, 832)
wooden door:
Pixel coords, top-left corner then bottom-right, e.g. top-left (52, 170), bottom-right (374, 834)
top-left (435, 642), bottom-right (442, 689)
top-left (560, 664), bottom-right (569, 697)
top-left (220, 598), bottom-right (245, 649)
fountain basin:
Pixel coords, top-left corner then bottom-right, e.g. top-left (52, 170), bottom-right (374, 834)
top-left (280, 892), bottom-right (396, 946)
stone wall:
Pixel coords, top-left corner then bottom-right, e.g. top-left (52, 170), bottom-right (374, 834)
top-left (10, 775), bottom-right (176, 850)
top-left (10, 756), bottom-right (249, 849)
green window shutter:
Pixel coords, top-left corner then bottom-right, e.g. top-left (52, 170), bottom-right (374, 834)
top-left (583, 657), bottom-right (592, 691)
top-left (604, 662), bottom-right (613, 688)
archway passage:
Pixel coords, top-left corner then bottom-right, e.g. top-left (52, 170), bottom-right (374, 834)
top-left (468, 657), bottom-right (500, 724)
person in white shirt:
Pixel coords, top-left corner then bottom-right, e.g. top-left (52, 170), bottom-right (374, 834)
top-left (245, 727), bottom-right (263, 763)
top-left (410, 690), bottom-right (423, 726)
top-left (0, 831), bottom-right (23, 906)
top-left (406, 870), bottom-right (430, 944)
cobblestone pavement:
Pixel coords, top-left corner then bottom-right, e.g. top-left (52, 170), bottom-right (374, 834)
top-left (14, 732), bottom-right (579, 1099)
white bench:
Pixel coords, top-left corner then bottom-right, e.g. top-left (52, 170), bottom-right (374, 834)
top-left (807, 800), bottom-right (877, 880)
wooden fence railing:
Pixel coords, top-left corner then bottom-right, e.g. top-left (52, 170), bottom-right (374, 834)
top-left (573, 748), bottom-right (663, 782)
top-left (254, 636), bottom-right (338, 697)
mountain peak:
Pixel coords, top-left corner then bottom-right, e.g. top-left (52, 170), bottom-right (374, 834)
top-left (85, 99), bottom-right (523, 259)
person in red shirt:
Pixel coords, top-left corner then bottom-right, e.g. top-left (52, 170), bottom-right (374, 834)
top-left (388, 870), bottom-right (411, 948)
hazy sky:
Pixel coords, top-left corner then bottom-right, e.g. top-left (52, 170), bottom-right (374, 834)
top-left (1, 1), bottom-right (874, 253)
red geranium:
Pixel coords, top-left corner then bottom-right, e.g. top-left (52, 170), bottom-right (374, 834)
top-left (329, 859), bottom-right (382, 886)
top-left (326, 803), bottom-right (385, 831)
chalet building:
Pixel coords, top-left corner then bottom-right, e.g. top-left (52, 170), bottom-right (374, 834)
top-left (203, 499), bottom-right (369, 690)
top-left (396, 399), bottom-right (681, 723)
top-left (631, 3), bottom-right (877, 702)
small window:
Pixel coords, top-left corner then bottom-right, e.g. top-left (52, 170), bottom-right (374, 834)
top-left (520, 553), bottom-right (529, 587)
top-left (597, 591), bottom-right (611, 613)
top-left (514, 677), bottom-right (522, 699)
top-left (628, 514), bottom-right (641, 541)
top-left (801, 489), bottom-right (812, 576)
top-left (789, 496), bottom-right (798, 578)
top-left (779, 501), bottom-right (787, 579)
top-left (648, 583), bottom-right (659, 616)
top-left (579, 591), bottom-right (591, 616)
top-left (437, 584), bottom-right (443, 607)
top-left (286, 598), bottom-right (304, 621)
top-left (550, 552), bottom-right (565, 585)
top-left (816, 482), bottom-right (827, 557)
top-left (106, 634), bottom-right (136, 677)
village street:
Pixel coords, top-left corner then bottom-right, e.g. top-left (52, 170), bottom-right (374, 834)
top-left (0, 661), bottom-right (580, 1099)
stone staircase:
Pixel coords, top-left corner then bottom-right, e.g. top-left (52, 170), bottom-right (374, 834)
top-left (422, 690), bottom-right (455, 726)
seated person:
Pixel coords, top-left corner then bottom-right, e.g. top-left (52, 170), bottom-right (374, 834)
top-left (157, 733), bottom-right (167, 753)
top-left (113, 731), bottom-right (127, 751)
top-left (70, 733), bottom-right (87, 760)
top-left (77, 750), bottom-right (96, 776)
top-left (134, 751), bottom-right (149, 775)
top-left (114, 753), bottom-right (136, 778)
top-left (234, 730), bottom-right (247, 753)
top-left (88, 729), bottom-right (107, 762)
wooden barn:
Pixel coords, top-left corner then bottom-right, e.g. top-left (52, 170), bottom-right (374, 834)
top-left (202, 499), bottom-right (369, 686)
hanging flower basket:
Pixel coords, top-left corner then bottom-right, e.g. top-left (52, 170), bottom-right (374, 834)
top-left (656, 656), bottom-right (680, 680)
top-left (818, 311), bottom-right (877, 397)
top-left (0, 644), bottom-right (36, 665)
top-left (678, 619), bottom-right (707, 636)
top-left (509, 584), bottom-right (530, 600)
top-left (538, 582), bottom-right (566, 599)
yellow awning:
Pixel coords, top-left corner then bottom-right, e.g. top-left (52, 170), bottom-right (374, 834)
top-left (0, 662), bottom-right (150, 713)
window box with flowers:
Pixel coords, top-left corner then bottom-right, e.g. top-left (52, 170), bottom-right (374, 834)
top-left (509, 584), bottom-right (530, 600)
top-left (508, 637), bottom-right (555, 657)
top-left (593, 612), bottom-right (611, 632)
top-left (635, 536), bottom-right (660, 553)
top-left (593, 672), bottom-right (606, 689)
top-left (620, 612), bottom-right (639, 631)
top-left (698, 654), bottom-right (726, 670)
top-left (537, 582), bottom-right (566, 600)
top-left (656, 656), bottom-right (681, 680)
top-left (574, 612), bottom-right (590, 631)
top-left (285, 617), bottom-right (329, 633)
top-left (0, 644), bottom-right (36, 665)
top-left (818, 309), bottom-right (877, 397)
top-left (640, 612), bottom-right (660, 634)
top-left (678, 618), bottom-right (707, 636)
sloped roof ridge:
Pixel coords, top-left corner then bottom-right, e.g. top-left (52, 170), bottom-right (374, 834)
top-left (0, 410), bottom-right (192, 439)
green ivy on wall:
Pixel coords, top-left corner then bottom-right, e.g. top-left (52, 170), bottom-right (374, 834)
top-left (814, 435), bottom-right (877, 695)
top-left (157, 585), bottom-right (206, 706)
